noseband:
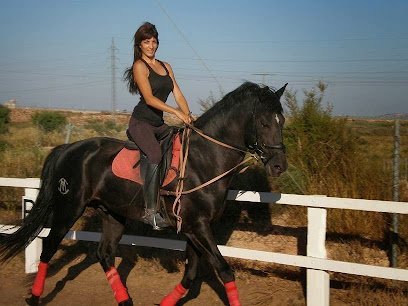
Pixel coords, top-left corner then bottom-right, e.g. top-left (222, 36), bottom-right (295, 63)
top-left (248, 141), bottom-right (286, 165)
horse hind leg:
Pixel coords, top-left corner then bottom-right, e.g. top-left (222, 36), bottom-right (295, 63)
top-left (26, 202), bottom-right (87, 305)
top-left (96, 211), bottom-right (131, 305)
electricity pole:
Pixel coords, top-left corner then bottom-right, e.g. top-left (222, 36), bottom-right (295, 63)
top-left (111, 37), bottom-right (118, 114)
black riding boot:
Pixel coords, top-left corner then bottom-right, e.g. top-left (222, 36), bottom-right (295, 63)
top-left (142, 162), bottom-right (168, 230)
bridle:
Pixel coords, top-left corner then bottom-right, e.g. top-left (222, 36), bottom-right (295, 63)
top-left (247, 100), bottom-right (286, 165)
top-left (248, 130), bottom-right (286, 165)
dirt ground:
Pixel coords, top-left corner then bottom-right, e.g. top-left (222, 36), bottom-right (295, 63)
top-left (0, 204), bottom-right (407, 306)
top-left (1, 234), bottom-right (407, 305)
top-left (0, 242), bottom-right (307, 306)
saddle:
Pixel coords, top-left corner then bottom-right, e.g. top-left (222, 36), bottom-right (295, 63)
top-left (112, 127), bottom-right (182, 187)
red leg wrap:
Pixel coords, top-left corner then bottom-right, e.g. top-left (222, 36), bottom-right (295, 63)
top-left (224, 281), bottom-right (241, 306)
top-left (31, 262), bottom-right (49, 297)
top-left (106, 267), bottom-right (129, 303)
top-left (160, 283), bottom-right (187, 306)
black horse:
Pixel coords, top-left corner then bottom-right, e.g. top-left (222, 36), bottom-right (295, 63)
top-left (0, 82), bottom-right (287, 306)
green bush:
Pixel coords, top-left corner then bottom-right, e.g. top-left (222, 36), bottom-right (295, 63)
top-left (278, 81), bottom-right (390, 199)
top-left (0, 105), bottom-right (10, 134)
top-left (104, 120), bottom-right (123, 132)
top-left (32, 111), bottom-right (67, 132)
top-left (84, 119), bottom-right (123, 135)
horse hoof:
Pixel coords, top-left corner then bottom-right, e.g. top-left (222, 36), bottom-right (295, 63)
top-left (118, 298), bottom-right (133, 306)
top-left (25, 295), bottom-right (40, 306)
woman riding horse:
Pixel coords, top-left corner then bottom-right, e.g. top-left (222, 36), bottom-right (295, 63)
top-left (0, 81), bottom-right (288, 306)
top-left (124, 22), bottom-right (193, 230)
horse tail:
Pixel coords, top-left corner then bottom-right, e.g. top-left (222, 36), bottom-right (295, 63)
top-left (0, 144), bottom-right (68, 262)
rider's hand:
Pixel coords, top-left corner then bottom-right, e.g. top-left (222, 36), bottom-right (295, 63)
top-left (174, 109), bottom-right (192, 124)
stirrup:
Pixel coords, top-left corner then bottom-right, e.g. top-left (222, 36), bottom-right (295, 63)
top-left (142, 211), bottom-right (169, 230)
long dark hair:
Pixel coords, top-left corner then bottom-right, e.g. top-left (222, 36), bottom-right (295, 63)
top-left (123, 22), bottom-right (159, 95)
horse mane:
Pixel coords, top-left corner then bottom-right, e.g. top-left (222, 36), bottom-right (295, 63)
top-left (194, 82), bottom-right (283, 128)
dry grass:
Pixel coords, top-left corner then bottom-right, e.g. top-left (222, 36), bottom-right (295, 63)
top-left (331, 282), bottom-right (408, 306)
top-left (0, 109), bottom-right (407, 303)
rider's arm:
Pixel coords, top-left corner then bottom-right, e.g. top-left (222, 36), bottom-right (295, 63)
top-left (133, 61), bottom-right (191, 124)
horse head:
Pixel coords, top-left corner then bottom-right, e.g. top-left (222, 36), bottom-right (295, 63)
top-left (245, 83), bottom-right (288, 177)
top-left (194, 81), bottom-right (288, 177)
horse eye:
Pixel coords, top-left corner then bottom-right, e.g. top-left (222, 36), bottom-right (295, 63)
top-left (260, 121), bottom-right (270, 128)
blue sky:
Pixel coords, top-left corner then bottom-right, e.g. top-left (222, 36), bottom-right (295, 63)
top-left (0, 0), bottom-right (407, 116)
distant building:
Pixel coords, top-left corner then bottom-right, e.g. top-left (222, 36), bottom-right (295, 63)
top-left (3, 99), bottom-right (17, 109)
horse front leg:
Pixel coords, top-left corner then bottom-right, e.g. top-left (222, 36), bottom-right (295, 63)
top-left (160, 240), bottom-right (199, 305)
top-left (97, 211), bottom-right (131, 306)
top-left (186, 221), bottom-right (241, 306)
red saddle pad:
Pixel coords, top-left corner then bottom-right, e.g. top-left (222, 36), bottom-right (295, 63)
top-left (112, 134), bottom-right (181, 187)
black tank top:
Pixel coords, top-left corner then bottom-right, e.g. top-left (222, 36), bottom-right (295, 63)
top-left (131, 59), bottom-right (174, 126)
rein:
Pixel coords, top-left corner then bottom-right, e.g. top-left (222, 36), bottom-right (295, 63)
top-left (165, 123), bottom-right (258, 197)
top-left (186, 123), bottom-right (250, 154)
top-left (166, 123), bottom-right (258, 232)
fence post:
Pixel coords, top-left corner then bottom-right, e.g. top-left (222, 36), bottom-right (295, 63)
top-left (64, 123), bottom-right (73, 144)
top-left (307, 207), bottom-right (329, 306)
top-left (23, 188), bottom-right (41, 274)
top-left (391, 119), bottom-right (400, 267)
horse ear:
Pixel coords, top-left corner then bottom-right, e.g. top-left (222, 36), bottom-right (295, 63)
top-left (275, 83), bottom-right (288, 99)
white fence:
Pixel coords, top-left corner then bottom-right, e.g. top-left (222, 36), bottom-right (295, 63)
top-left (1, 177), bottom-right (408, 306)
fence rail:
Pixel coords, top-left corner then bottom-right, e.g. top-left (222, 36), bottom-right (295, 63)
top-left (1, 177), bottom-right (407, 306)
